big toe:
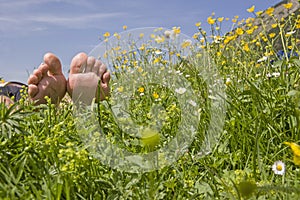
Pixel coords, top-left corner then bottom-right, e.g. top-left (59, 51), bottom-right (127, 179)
top-left (70, 52), bottom-right (88, 74)
top-left (44, 52), bottom-right (63, 75)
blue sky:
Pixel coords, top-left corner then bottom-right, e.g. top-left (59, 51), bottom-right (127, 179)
top-left (1, 0), bottom-right (282, 83)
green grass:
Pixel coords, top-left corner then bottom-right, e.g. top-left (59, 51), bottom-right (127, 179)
top-left (1, 6), bottom-right (300, 200)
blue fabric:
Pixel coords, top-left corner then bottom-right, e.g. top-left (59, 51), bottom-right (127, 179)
top-left (0, 82), bottom-right (27, 101)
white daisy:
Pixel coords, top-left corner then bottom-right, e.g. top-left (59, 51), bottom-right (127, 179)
top-left (272, 160), bottom-right (285, 175)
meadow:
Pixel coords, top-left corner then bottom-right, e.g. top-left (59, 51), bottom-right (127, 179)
top-left (1, 4), bottom-right (300, 199)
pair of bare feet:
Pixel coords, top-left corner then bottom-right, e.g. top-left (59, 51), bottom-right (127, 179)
top-left (27, 52), bottom-right (110, 105)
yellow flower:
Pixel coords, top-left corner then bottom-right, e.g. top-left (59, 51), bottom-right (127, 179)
top-left (271, 23), bottom-right (278, 28)
top-left (139, 44), bottom-right (145, 51)
top-left (247, 5), bottom-right (255, 13)
top-left (246, 17), bottom-right (254, 24)
top-left (172, 26), bottom-right (181, 34)
top-left (284, 142), bottom-right (300, 166)
top-left (207, 16), bottom-right (216, 25)
top-left (181, 40), bottom-right (192, 48)
top-left (246, 28), bottom-right (254, 35)
top-left (269, 33), bottom-right (276, 38)
top-left (266, 7), bottom-right (274, 16)
top-left (195, 22), bottom-right (201, 27)
top-left (153, 57), bottom-right (161, 64)
top-left (283, 3), bottom-right (293, 9)
top-left (256, 10), bottom-right (263, 16)
top-left (117, 86), bottom-right (124, 92)
top-left (139, 33), bottom-right (144, 38)
top-left (155, 36), bottom-right (165, 43)
top-left (153, 92), bottom-right (159, 99)
top-left (218, 17), bottom-right (224, 22)
top-left (103, 32), bottom-right (110, 38)
top-left (123, 25), bottom-right (127, 30)
top-left (138, 87), bottom-right (145, 93)
top-left (236, 28), bottom-right (244, 35)
top-left (192, 33), bottom-right (199, 39)
top-left (113, 32), bottom-right (121, 39)
top-left (243, 43), bottom-right (250, 52)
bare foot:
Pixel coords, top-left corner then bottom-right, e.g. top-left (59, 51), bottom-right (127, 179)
top-left (27, 53), bottom-right (67, 105)
top-left (67, 52), bottom-right (110, 104)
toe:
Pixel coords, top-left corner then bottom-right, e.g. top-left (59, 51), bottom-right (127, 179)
top-left (44, 52), bottom-right (63, 75)
top-left (70, 52), bottom-right (88, 74)
top-left (98, 61), bottom-right (107, 79)
top-left (28, 84), bottom-right (39, 99)
top-left (92, 60), bottom-right (100, 75)
top-left (27, 64), bottom-right (44, 85)
top-left (86, 57), bottom-right (96, 72)
top-left (102, 71), bottom-right (111, 85)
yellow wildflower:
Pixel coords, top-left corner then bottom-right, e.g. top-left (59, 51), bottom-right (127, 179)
top-left (113, 32), bottom-right (121, 39)
top-left (207, 16), bottom-right (216, 25)
top-left (153, 57), bottom-right (161, 64)
top-left (236, 28), bottom-right (244, 35)
top-left (256, 10), bottom-right (263, 16)
top-left (139, 33), bottom-right (144, 38)
top-left (266, 7), bottom-right (274, 16)
top-left (123, 25), bottom-right (127, 30)
top-left (271, 23), bottom-right (278, 28)
top-left (138, 87), bottom-right (145, 93)
top-left (243, 43), bottom-right (250, 52)
top-left (153, 92), bottom-right (159, 99)
top-left (117, 86), bottom-right (124, 92)
top-left (139, 44), bottom-right (145, 51)
top-left (246, 17), bottom-right (254, 24)
top-left (137, 67), bottom-right (143, 73)
top-left (195, 22), bottom-right (201, 27)
top-left (181, 40), bottom-right (192, 48)
top-left (246, 28), bottom-right (254, 35)
top-left (155, 36), bottom-right (165, 43)
top-left (192, 33), bottom-right (199, 39)
top-left (247, 5), bottom-right (255, 13)
top-left (284, 142), bottom-right (300, 166)
top-left (103, 32), bottom-right (110, 38)
top-left (218, 17), bottom-right (224, 22)
top-left (283, 3), bottom-right (293, 9)
top-left (269, 33), bottom-right (276, 38)
top-left (172, 26), bottom-right (181, 34)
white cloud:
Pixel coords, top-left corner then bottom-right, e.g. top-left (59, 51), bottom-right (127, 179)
top-left (0, 0), bottom-right (125, 35)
